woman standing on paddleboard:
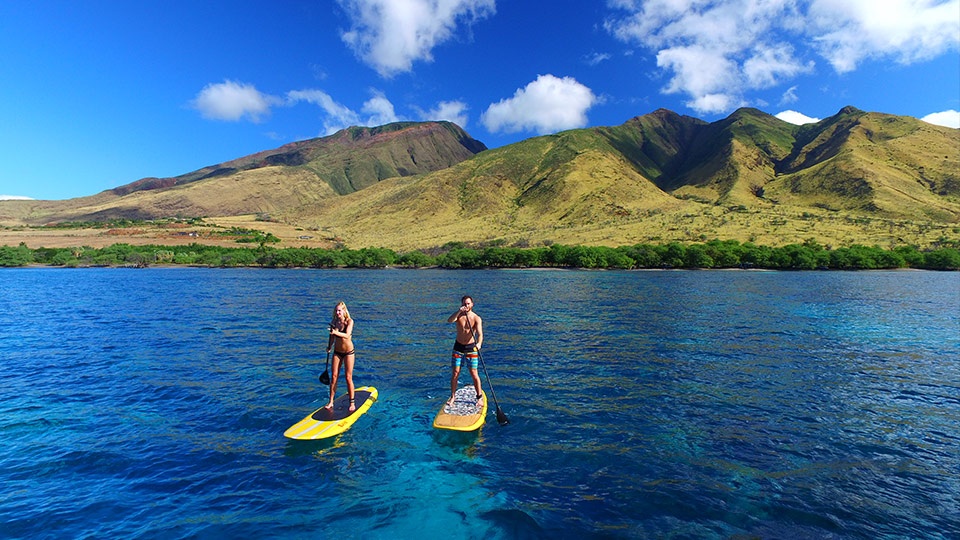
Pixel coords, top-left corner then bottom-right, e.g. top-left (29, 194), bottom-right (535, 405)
top-left (447, 295), bottom-right (483, 408)
top-left (325, 301), bottom-right (357, 412)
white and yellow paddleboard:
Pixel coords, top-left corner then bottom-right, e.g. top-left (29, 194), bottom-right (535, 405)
top-left (433, 386), bottom-right (487, 431)
top-left (284, 386), bottom-right (378, 440)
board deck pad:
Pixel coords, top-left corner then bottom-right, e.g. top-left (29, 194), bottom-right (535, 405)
top-left (284, 386), bottom-right (377, 440)
top-left (433, 386), bottom-right (487, 431)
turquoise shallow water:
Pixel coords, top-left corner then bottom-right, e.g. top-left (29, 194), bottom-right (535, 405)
top-left (1, 268), bottom-right (958, 539)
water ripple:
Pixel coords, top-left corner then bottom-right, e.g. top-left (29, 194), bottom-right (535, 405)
top-left (0, 268), bottom-right (957, 539)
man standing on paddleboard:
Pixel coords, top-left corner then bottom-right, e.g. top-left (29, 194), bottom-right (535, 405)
top-left (447, 295), bottom-right (484, 408)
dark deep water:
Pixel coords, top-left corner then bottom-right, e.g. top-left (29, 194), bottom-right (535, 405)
top-left (1, 268), bottom-right (958, 539)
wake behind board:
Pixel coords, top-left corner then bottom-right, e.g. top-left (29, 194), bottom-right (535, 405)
top-left (284, 386), bottom-right (378, 440)
top-left (433, 386), bottom-right (487, 431)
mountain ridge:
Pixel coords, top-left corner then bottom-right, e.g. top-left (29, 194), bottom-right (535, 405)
top-left (1, 107), bottom-right (957, 250)
top-left (112, 121), bottom-right (487, 197)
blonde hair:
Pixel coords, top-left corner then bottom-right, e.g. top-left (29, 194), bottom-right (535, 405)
top-left (331, 301), bottom-right (351, 324)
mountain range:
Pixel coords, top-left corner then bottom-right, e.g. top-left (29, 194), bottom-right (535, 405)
top-left (1, 106), bottom-right (957, 250)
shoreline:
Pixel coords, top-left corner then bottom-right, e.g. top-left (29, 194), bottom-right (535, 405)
top-left (0, 263), bottom-right (940, 272)
top-left (3, 237), bottom-right (957, 271)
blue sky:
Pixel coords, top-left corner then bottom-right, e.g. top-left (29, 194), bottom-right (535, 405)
top-left (1, 0), bottom-right (958, 201)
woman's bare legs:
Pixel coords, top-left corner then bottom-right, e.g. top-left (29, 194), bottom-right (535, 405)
top-left (344, 353), bottom-right (356, 411)
top-left (324, 356), bottom-right (341, 410)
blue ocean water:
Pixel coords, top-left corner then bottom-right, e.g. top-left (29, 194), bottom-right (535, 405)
top-left (1, 268), bottom-right (958, 539)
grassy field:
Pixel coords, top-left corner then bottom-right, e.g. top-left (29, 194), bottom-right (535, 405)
top-left (4, 203), bottom-right (954, 253)
top-left (289, 203), bottom-right (959, 252)
top-left (0, 216), bottom-right (338, 250)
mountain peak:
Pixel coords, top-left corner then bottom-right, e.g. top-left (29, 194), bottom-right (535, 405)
top-left (838, 105), bottom-right (865, 116)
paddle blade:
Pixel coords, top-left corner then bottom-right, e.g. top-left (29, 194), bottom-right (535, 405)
top-left (319, 370), bottom-right (330, 385)
top-left (495, 407), bottom-right (509, 426)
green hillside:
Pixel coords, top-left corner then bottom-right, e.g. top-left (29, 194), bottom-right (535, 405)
top-left (284, 107), bottom-right (958, 250)
top-left (1, 107), bottom-right (957, 251)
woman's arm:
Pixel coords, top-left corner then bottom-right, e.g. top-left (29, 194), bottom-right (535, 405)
top-left (330, 319), bottom-right (354, 339)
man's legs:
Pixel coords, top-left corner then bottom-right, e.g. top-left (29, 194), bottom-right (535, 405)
top-left (449, 351), bottom-right (463, 406)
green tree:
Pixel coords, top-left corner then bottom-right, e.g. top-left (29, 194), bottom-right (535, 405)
top-left (545, 244), bottom-right (572, 267)
top-left (0, 243), bottom-right (33, 267)
top-left (845, 245), bottom-right (882, 269)
top-left (350, 247), bottom-right (397, 268)
top-left (126, 251), bottom-right (149, 268)
top-left (767, 247), bottom-right (795, 269)
top-left (623, 244), bottom-right (662, 268)
top-left (659, 243), bottom-right (687, 268)
top-left (312, 249), bottom-right (346, 268)
top-left (154, 250), bottom-right (175, 264)
top-left (875, 249), bottom-right (907, 269)
top-left (704, 239), bottom-right (743, 268)
top-left (198, 250), bottom-right (225, 266)
top-left (566, 245), bottom-right (600, 268)
top-left (437, 248), bottom-right (481, 268)
top-left (222, 248), bottom-right (258, 267)
top-left (515, 247), bottom-right (546, 268)
top-left (49, 250), bottom-right (78, 266)
top-left (894, 246), bottom-right (925, 267)
top-left (780, 244), bottom-right (818, 269)
top-left (606, 247), bottom-right (635, 269)
top-left (397, 250), bottom-right (435, 267)
top-left (173, 251), bottom-right (199, 264)
top-left (684, 245), bottom-right (715, 268)
top-left (482, 247), bottom-right (518, 267)
top-left (923, 248), bottom-right (960, 270)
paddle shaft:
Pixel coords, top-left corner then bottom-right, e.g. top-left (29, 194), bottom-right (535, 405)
top-left (319, 338), bottom-right (333, 384)
top-left (472, 330), bottom-right (509, 426)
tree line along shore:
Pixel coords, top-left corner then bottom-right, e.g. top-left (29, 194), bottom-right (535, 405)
top-left (2, 240), bottom-right (959, 270)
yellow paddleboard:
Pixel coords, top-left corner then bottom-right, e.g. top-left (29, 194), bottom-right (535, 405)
top-left (284, 386), bottom-right (378, 440)
top-left (433, 386), bottom-right (487, 431)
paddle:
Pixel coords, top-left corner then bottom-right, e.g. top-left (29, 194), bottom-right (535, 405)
top-left (474, 332), bottom-right (509, 426)
top-left (318, 347), bottom-right (331, 385)
top-left (320, 334), bottom-right (337, 385)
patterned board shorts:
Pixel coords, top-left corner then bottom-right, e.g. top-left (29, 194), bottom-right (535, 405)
top-left (451, 341), bottom-right (479, 369)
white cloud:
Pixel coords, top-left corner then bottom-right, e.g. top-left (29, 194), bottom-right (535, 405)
top-left (361, 91), bottom-right (401, 125)
top-left (607, 0), bottom-right (810, 114)
top-left (287, 90), bottom-right (361, 135)
top-left (605, 0), bottom-right (959, 114)
top-left (192, 80), bottom-right (279, 122)
top-left (688, 93), bottom-right (739, 115)
top-left (0, 195), bottom-right (34, 200)
top-left (921, 109), bottom-right (960, 128)
top-left (287, 89), bottom-right (361, 134)
top-left (808, 0), bottom-right (960, 73)
top-left (420, 100), bottom-right (469, 127)
top-left (339, 0), bottom-right (496, 77)
top-left (656, 45), bottom-right (743, 112)
top-left (481, 75), bottom-right (598, 134)
top-left (780, 85), bottom-right (800, 105)
top-left (585, 52), bottom-right (612, 66)
top-left (288, 88), bottom-right (402, 134)
top-left (743, 44), bottom-right (813, 88)
top-left (776, 110), bottom-right (822, 125)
